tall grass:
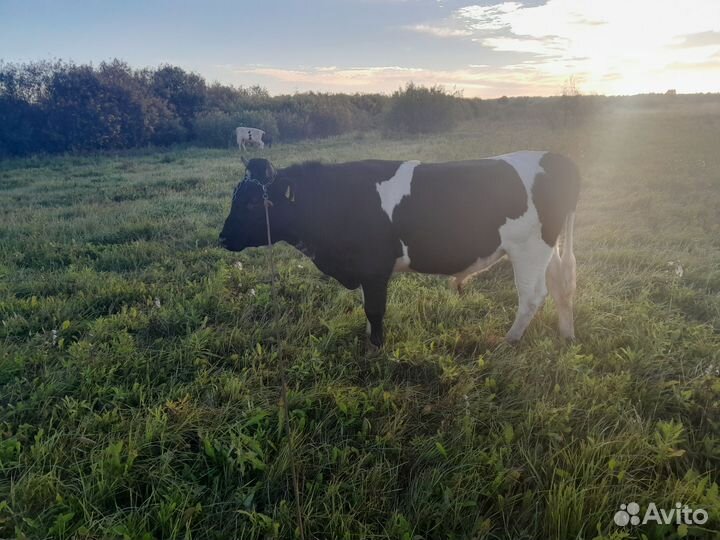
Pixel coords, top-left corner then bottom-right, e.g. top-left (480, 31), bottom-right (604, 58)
top-left (1, 102), bottom-right (719, 539)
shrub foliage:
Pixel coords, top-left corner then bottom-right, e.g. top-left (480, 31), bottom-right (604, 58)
top-left (0, 60), bottom-right (486, 156)
top-left (384, 82), bottom-right (469, 134)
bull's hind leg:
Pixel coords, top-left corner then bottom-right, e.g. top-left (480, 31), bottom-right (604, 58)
top-left (546, 216), bottom-right (577, 339)
top-left (505, 241), bottom-right (554, 343)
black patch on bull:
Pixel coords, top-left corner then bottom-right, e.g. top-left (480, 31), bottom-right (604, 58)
top-left (391, 159), bottom-right (528, 275)
top-left (533, 152), bottom-right (581, 246)
top-left (278, 160), bottom-right (403, 289)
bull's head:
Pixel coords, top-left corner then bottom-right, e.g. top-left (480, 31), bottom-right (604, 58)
top-left (219, 157), bottom-right (294, 251)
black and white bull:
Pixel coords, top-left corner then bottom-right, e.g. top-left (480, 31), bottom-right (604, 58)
top-left (219, 152), bottom-right (580, 347)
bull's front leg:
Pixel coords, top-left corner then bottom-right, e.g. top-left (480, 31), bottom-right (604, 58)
top-left (360, 275), bottom-right (390, 348)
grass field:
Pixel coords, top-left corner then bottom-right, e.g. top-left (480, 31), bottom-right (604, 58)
top-left (2, 102), bottom-right (720, 539)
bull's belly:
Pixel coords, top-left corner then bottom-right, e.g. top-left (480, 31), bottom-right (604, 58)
top-left (392, 239), bottom-right (505, 278)
top-left (450, 249), bottom-right (506, 280)
top-left (391, 207), bottom-right (541, 278)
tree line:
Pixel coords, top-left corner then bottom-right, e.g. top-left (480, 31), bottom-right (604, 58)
top-left (0, 60), bottom-right (483, 157)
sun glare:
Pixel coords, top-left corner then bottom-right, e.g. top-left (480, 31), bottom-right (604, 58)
top-left (461, 0), bottom-right (720, 95)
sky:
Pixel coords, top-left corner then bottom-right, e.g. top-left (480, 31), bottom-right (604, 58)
top-left (1, 0), bottom-right (719, 97)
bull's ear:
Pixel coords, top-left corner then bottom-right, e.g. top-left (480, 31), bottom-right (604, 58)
top-left (241, 156), bottom-right (249, 166)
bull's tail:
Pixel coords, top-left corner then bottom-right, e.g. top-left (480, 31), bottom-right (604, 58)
top-left (547, 210), bottom-right (577, 339)
top-left (561, 211), bottom-right (574, 262)
top-left (562, 211), bottom-right (576, 301)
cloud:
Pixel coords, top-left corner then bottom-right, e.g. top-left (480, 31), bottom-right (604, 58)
top-left (221, 63), bottom-right (565, 97)
top-left (233, 65), bottom-right (456, 88)
top-left (457, 2), bottom-right (523, 31)
top-left (478, 36), bottom-right (568, 58)
top-left (672, 31), bottom-right (720, 48)
top-left (403, 23), bottom-right (472, 38)
top-left (212, 1), bottom-right (720, 98)
top-left (669, 50), bottom-right (720, 71)
top-left (230, 65), bottom-right (426, 91)
top-left (457, 0), bottom-right (720, 94)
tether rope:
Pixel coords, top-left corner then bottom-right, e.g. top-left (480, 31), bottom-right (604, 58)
top-left (261, 187), bottom-right (305, 540)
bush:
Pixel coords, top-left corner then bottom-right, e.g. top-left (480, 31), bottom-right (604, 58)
top-left (151, 66), bottom-right (206, 136)
top-left (193, 111), bottom-right (239, 148)
top-left (384, 83), bottom-right (463, 135)
top-left (307, 101), bottom-right (354, 137)
top-left (0, 61), bottom-right (58, 156)
top-left (147, 106), bottom-right (187, 146)
top-left (274, 108), bottom-right (311, 140)
top-left (43, 65), bottom-right (146, 152)
top-left (0, 97), bottom-right (44, 157)
top-left (0, 60), bottom-right (481, 155)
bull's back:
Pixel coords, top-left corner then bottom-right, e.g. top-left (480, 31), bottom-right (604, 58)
top-left (236, 127), bottom-right (264, 138)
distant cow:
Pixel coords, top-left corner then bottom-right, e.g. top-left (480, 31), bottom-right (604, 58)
top-left (236, 127), bottom-right (273, 150)
top-left (220, 152), bottom-right (580, 347)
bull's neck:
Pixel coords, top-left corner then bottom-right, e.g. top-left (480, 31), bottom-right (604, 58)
top-left (274, 202), bottom-right (313, 258)
top-left (267, 201), bottom-right (300, 247)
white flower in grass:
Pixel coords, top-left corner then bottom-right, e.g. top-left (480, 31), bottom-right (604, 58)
top-left (234, 261), bottom-right (243, 270)
top-left (154, 297), bottom-right (162, 308)
top-left (249, 288), bottom-right (256, 297)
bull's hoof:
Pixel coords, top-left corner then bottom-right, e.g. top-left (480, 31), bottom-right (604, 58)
top-left (365, 340), bottom-right (382, 356)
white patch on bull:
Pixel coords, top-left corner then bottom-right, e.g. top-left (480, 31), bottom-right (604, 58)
top-left (495, 151), bottom-right (547, 193)
top-left (376, 161), bottom-right (420, 274)
top-left (376, 160), bottom-right (420, 222)
top-left (496, 151), bottom-right (547, 249)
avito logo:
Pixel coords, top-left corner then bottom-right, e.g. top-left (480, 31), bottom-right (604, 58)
top-left (614, 502), bottom-right (708, 527)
